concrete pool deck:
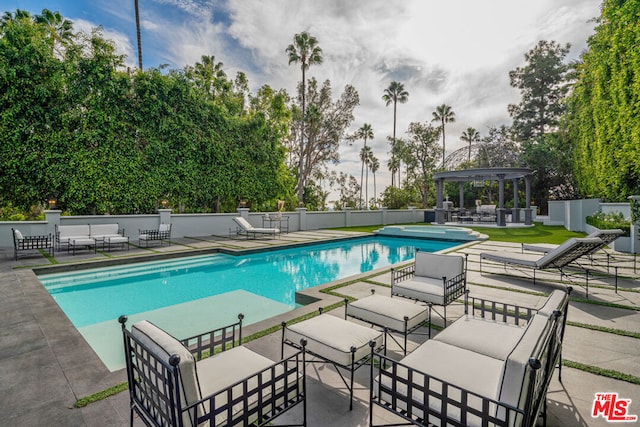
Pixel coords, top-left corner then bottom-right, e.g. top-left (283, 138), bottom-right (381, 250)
top-left (1, 231), bottom-right (639, 426)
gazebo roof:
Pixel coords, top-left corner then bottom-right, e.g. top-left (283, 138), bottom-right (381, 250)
top-left (434, 167), bottom-right (533, 182)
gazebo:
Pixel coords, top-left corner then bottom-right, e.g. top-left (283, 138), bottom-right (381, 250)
top-left (433, 167), bottom-right (535, 226)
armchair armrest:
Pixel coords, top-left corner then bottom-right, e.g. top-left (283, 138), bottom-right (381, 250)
top-left (180, 314), bottom-right (244, 361)
top-left (464, 292), bottom-right (536, 325)
top-left (443, 271), bottom-right (466, 305)
top-left (390, 263), bottom-right (415, 285)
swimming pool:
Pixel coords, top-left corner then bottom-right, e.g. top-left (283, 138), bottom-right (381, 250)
top-left (39, 236), bottom-right (461, 370)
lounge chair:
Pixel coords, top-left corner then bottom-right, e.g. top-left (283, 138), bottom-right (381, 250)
top-left (233, 216), bottom-right (280, 239)
top-left (480, 236), bottom-right (604, 290)
top-left (390, 251), bottom-right (467, 327)
top-left (12, 228), bottom-right (54, 260)
top-left (120, 314), bottom-right (307, 427)
top-left (521, 228), bottom-right (623, 254)
top-left (138, 223), bottom-right (171, 247)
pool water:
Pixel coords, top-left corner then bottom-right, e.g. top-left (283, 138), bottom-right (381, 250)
top-left (39, 236), bottom-right (460, 370)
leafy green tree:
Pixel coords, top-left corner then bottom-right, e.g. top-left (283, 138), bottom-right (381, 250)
top-left (431, 104), bottom-right (456, 168)
top-left (284, 78), bottom-right (359, 208)
top-left (286, 31), bottom-right (323, 205)
top-left (383, 81), bottom-right (409, 185)
top-left (460, 127), bottom-right (481, 164)
top-left (404, 122), bottom-right (442, 207)
top-left (567, 0), bottom-right (640, 200)
top-left (509, 40), bottom-right (570, 142)
top-left (355, 123), bottom-right (374, 209)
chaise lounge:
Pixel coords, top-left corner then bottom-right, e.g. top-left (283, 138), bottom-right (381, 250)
top-left (480, 236), bottom-right (604, 288)
top-left (233, 217), bottom-right (280, 239)
top-left (120, 314), bottom-right (307, 427)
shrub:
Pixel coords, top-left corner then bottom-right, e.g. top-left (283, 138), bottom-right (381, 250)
top-left (586, 211), bottom-right (631, 236)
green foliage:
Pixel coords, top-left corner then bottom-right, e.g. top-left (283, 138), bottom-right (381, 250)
top-left (586, 211), bottom-right (631, 236)
top-left (509, 40), bottom-right (570, 141)
top-left (567, 0), bottom-right (640, 201)
top-left (380, 186), bottom-right (420, 209)
top-left (0, 10), bottom-right (294, 214)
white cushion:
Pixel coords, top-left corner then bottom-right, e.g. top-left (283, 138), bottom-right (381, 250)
top-left (14, 229), bottom-right (24, 240)
top-left (536, 290), bottom-right (567, 318)
top-left (198, 346), bottom-right (299, 426)
top-left (434, 316), bottom-right (526, 361)
top-left (347, 294), bottom-right (428, 332)
top-left (414, 252), bottom-right (464, 281)
top-left (90, 224), bottom-right (119, 237)
top-left (285, 314), bottom-right (383, 366)
top-left (498, 314), bottom-right (552, 412)
top-left (159, 223), bottom-right (170, 232)
top-left (105, 236), bottom-right (129, 243)
top-left (481, 251), bottom-right (540, 267)
top-left (58, 225), bottom-right (90, 238)
top-left (131, 320), bottom-right (201, 426)
top-left (377, 340), bottom-right (505, 426)
top-left (392, 276), bottom-right (445, 305)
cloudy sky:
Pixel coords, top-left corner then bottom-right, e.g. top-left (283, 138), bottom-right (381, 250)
top-left (7, 0), bottom-right (602, 202)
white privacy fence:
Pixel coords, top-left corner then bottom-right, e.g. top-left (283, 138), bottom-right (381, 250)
top-left (1, 207), bottom-right (427, 248)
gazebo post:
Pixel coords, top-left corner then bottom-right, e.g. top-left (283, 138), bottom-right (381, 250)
top-left (497, 174), bottom-right (506, 226)
top-left (524, 176), bottom-right (533, 225)
top-left (512, 178), bottom-right (520, 223)
top-left (435, 179), bottom-right (445, 224)
top-left (458, 182), bottom-right (464, 212)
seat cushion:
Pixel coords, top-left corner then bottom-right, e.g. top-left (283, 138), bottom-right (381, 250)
top-left (481, 251), bottom-right (540, 267)
top-left (376, 339), bottom-right (505, 427)
top-left (434, 316), bottom-right (526, 361)
top-left (197, 347), bottom-right (300, 426)
top-left (197, 346), bottom-right (276, 397)
top-left (105, 236), bottom-right (129, 244)
top-left (392, 276), bottom-right (445, 305)
top-left (347, 294), bottom-right (428, 332)
top-left (285, 314), bottom-right (383, 366)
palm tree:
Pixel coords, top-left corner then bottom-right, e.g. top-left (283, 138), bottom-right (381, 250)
top-left (192, 55), bottom-right (227, 99)
top-left (387, 154), bottom-right (399, 188)
top-left (35, 9), bottom-right (74, 56)
top-left (134, 0), bottom-right (143, 70)
top-left (431, 104), bottom-right (456, 168)
top-left (360, 145), bottom-right (373, 209)
top-left (356, 123), bottom-right (374, 209)
top-left (286, 31), bottom-right (323, 205)
top-left (370, 155), bottom-right (380, 208)
top-left (460, 127), bottom-right (480, 164)
top-left (383, 82), bottom-right (409, 185)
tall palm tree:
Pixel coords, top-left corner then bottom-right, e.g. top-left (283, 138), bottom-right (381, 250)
top-left (134, 0), bottom-right (143, 70)
top-left (360, 145), bottom-right (373, 209)
top-left (370, 155), bottom-right (380, 208)
top-left (286, 31), bottom-right (323, 205)
top-left (356, 123), bottom-right (374, 209)
top-left (383, 82), bottom-right (409, 185)
top-left (460, 127), bottom-right (480, 164)
top-left (432, 104), bottom-right (456, 168)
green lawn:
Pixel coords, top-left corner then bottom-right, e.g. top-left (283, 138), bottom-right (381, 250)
top-left (333, 222), bottom-right (585, 244)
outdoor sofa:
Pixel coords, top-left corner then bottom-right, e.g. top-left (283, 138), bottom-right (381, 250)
top-left (369, 287), bottom-right (572, 427)
top-left (55, 223), bottom-right (129, 253)
top-left (120, 314), bottom-right (307, 427)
